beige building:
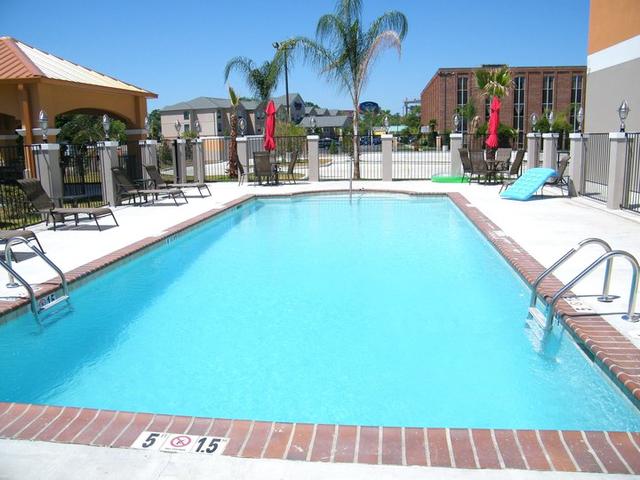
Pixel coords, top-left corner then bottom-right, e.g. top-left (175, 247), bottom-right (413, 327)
top-left (585, 0), bottom-right (640, 132)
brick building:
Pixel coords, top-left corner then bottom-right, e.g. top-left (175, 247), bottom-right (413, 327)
top-left (420, 65), bottom-right (586, 145)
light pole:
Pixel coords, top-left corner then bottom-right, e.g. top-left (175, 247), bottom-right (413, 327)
top-left (438, 71), bottom-right (454, 132)
top-left (38, 110), bottom-right (49, 143)
top-left (618, 100), bottom-right (630, 132)
top-left (102, 114), bottom-right (111, 141)
top-left (273, 41), bottom-right (291, 122)
top-left (576, 106), bottom-right (584, 133)
top-left (174, 119), bottom-right (181, 139)
top-left (453, 113), bottom-right (461, 133)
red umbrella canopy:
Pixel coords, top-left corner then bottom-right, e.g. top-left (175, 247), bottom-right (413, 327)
top-left (263, 100), bottom-right (276, 151)
top-left (485, 96), bottom-right (501, 149)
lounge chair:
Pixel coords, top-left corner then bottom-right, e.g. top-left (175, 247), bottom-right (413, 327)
top-left (541, 157), bottom-right (570, 196)
top-left (144, 165), bottom-right (211, 197)
top-left (499, 150), bottom-right (525, 192)
top-left (283, 152), bottom-right (298, 184)
top-left (254, 152), bottom-right (275, 185)
top-left (459, 148), bottom-right (473, 183)
top-left (469, 150), bottom-right (489, 183)
top-left (17, 179), bottom-right (118, 231)
top-left (0, 229), bottom-right (44, 255)
top-left (111, 167), bottom-right (187, 206)
top-left (495, 148), bottom-right (513, 170)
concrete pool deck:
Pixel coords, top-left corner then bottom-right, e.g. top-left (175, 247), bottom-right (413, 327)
top-left (0, 179), bottom-right (640, 477)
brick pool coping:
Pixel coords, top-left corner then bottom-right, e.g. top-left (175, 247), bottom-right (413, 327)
top-left (0, 189), bottom-right (639, 474)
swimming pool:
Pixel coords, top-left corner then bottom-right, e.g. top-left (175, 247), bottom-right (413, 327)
top-left (1, 194), bottom-right (639, 431)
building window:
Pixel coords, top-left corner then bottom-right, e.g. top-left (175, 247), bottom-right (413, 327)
top-left (542, 75), bottom-right (554, 113)
top-left (183, 124), bottom-right (190, 132)
top-left (569, 74), bottom-right (583, 131)
top-left (456, 76), bottom-right (468, 132)
top-left (513, 76), bottom-right (525, 147)
top-left (183, 111), bottom-right (190, 120)
top-left (484, 97), bottom-right (491, 122)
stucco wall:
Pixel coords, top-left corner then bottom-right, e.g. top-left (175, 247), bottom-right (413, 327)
top-left (589, 0), bottom-right (640, 54)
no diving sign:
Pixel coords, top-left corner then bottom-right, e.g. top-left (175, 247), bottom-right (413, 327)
top-left (131, 431), bottom-right (229, 455)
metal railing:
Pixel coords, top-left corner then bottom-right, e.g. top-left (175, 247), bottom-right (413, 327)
top-left (0, 144), bottom-right (41, 228)
top-left (393, 136), bottom-right (450, 179)
top-left (581, 133), bottom-right (610, 203)
top-left (118, 141), bottom-right (143, 183)
top-left (60, 144), bottom-right (103, 208)
top-left (622, 132), bottom-right (640, 214)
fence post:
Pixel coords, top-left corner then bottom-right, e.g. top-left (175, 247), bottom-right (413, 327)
top-left (307, 135), bottom-right (319, 182)
top-left (192, 139), bottom-right (205, 184)
top-left (569, 133), bottom-right (585, 195)
top-left (542, 133), bottom-right (559, 169)
top-left (381, 134), bottom-right (393, 181)
top-left (34, 144), bottom-right (64, 202)
top-left (525, 133), bottom-right (541, 171)
top-left (449, 133), bottom-right (463, 176)
top-left (174, 139), bottom-right (187, 183)
top-left (139, 139), bottom-right (157, 185)
top-left (606, 132), bottom-right (627, 210)
top-left (237, 136), bottom-right (249, 179)
top-left (98, 141), bottom-right (120, 206)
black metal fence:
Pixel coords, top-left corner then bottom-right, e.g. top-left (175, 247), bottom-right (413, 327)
top-left (0, 144), bottom-right (41, 228)
top-left (60, 144), bottom-right (103, 208)
top-left (622, 133), bottom-right (640, 213)
top-left (393, 136), bottom-right (450, 179)
top-left (581, 133), bottom-right (610, 203)
top-left (118, 141), bottom-right (143, 182)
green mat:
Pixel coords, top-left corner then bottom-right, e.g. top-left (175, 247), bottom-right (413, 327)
top-left (432, 175), bottom-right (465, 183)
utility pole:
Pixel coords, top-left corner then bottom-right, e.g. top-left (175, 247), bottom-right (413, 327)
top-left (273, 41), bottom-right (291, 122)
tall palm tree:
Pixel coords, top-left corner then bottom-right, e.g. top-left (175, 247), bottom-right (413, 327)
top-left (223, 57), bottom-right (283, 104)
top-left (289, 0), bottom-right (408, 179)
top-left (228, 86), bottom-right (240, 177)
top-left (475, 66), bottom-right (512, 99)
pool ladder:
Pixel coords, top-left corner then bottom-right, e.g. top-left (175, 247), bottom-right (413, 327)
top-left (0, 236), bottom-right (69, 323)
top-left (528, 238), bottom-right (639, 331)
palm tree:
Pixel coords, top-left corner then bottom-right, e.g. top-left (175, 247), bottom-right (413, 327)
top-left (475, 66), bottom-right (512, 99)
top-left (223, 56), bottom-right (283, 104)
top-left (289, 0), bottom-right (408, 179)
top-left (228, 86), bottom-right (240, 177)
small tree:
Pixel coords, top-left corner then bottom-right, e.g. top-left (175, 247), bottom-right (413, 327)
top-left (228, 86), bottom-right (240, 178)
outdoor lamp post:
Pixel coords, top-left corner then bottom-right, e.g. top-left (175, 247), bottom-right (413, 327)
top-left (453, 113), bottom-right (461, 133)
top-left (174, 119), bottom-right (181, 138)
top-left (530, 112), bottom-right (538, 131)
top-left (547, 111), bottom-right (555, 128)
top-left (577, 106), bottom-right (584, 133)
top-left (38, 110), bottom-right (49, 143)
top-left (310, 115), bottom-right (316, 133)
top-left (273, 41), bottom-right (291, 122)
top-left (618, 100), bottom-right (630, 132)
top-left (144, 115), bottom-right (150, 136)
top-left (194, 119), bottom-right (201, 137)
top-left (238, 117), bottom-right (246, 136)
top-left (102, 114), bottom-right (111, 140)
top-left (384, 115), bottom-right (390, 134)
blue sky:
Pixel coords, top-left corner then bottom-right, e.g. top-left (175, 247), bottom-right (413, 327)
top-left (1, 0), bottom-right (589, 113)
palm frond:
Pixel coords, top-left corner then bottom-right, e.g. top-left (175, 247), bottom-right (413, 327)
top-left (357, 30), bottom-right (402, 94)
top-left (228, 86), bottom-right (239, 108)
top-left (223, 57), bottom-right (255, 82)
top-left (366, 11), bottom-right (408, 42)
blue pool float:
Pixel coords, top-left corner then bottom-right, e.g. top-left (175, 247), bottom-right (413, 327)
top-left (500, 168), bottom-right (557, 201)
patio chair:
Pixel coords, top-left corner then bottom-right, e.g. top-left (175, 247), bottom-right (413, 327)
top-left (0, 229), bottom-right (44, 257)
top-left (541, 157), bottom-right (571, 197)
top-left (111, 167), bottom-right (187, 206)
top-left (459, 148), bottom-right (473, 183)
top-left (254, 152), bottom-right (275, 185)
top-left (469, 150), bottom-right (490, 184)
top-left (499, 150), bottom-right (525, 193)
top-left (283, 152), bottom-right (299, 184)
top-left (144, 165), bottom-right (211, 198)
top-left (17, 179), bottom-right (118, 231)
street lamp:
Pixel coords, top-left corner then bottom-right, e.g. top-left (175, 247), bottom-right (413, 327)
top-left (310, 115), bottom-right (317, 133)
top-left (384, 115), bottom-right (390, 134)
top-left (438, 71), bottom-right (454, 131)
top-left (102, 114), bottom-right (111, 140)
top-left (273, 41), bottom-right (291, 122)
top-left (576, 106), bottom-right (584, 133)
top-left (618, 100), bottom-right (630, 132)
top-left (38, 110), bottom-right (49, 143)
top-left (194, 119), bottom-right (201, 137)
top-left (530, 112), bottom-right (538, 131)
top-left (547, 111), bottom-right (554, 128)
top-left (238, 117), bottom-right (247, 136)
top-left (453, 113), bottom-right (461, 133)
top-left (174, 119), bottom-right (181, 138)
top-left (144, 115), bottom-right (150, 136)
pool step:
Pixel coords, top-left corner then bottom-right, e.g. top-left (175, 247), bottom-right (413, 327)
top-left (528, 307), bottom-right (548, 330)
top-left (39, 295), bottom-right (69, 312)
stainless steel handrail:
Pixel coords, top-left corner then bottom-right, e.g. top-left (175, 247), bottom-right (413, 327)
top-left (0, 257), bottom-right (39, 320)
top-left (544, 250), bottom-right (640, 330)
top-left (530, 238), bottom-right (614, 308)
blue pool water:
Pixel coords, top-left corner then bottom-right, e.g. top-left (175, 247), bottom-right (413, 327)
top-left (1, 194), bottom-right (639, 430)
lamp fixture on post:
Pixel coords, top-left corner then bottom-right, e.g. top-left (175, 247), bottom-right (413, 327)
top-left (194, 119), bottom-right (201, 137)
top-left (273, 41), bottom-right (291, 123)
top-left (453, 113), bottom-right (460, 133)
top-left (618, 100), bottom-right (630, 132)
top-left (38, 110), bottom-right (49, 143)
top-left (102, 114), bottom-right (111, 141)
top-left (547, 110), bottom-right (555, 128)
top-left (144, 115), bottom-right (150, 134)
top-left (238, 117), bottom-right (246, 137)
top-left (577, 106), bottom-right (584, 133)
top-left (310, 115), bottom-right (316, 132)
top-left (384, 115), bottom-right (390, 134)
top-left (174, 119), bottom-right (181, 138)
top-left (530, 112), bottom-right (538, 132)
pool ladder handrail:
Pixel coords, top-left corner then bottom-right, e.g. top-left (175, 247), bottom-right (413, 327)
top-left (529, 238), bottom-right (615, 309)
top-left (529, 243), bottom-right (640, 331)
top-left (1, 236), bottom-right (69, 323)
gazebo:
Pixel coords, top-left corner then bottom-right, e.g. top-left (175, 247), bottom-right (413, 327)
top-left (0, 36), bottom-right (157, 175)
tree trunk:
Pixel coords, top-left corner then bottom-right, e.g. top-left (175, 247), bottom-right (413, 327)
top-left (352, 107), bottom-right (361, 179)
top-left (228, 114), bottom-right (238, 178)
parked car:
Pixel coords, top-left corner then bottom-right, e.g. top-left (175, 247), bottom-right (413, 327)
top-left (319, 137), bottom-right (335, 149)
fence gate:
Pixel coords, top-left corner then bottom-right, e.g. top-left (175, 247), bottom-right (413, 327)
top-left (60, 144), bottom-right (103, 208)
top-left (581, 133), bottom-right (610, 203)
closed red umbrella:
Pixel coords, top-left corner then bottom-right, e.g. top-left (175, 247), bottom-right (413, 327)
top-left (486, 96), bottom-right (501, 149)
top-left (263, 100), bottom-right (276, 151)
